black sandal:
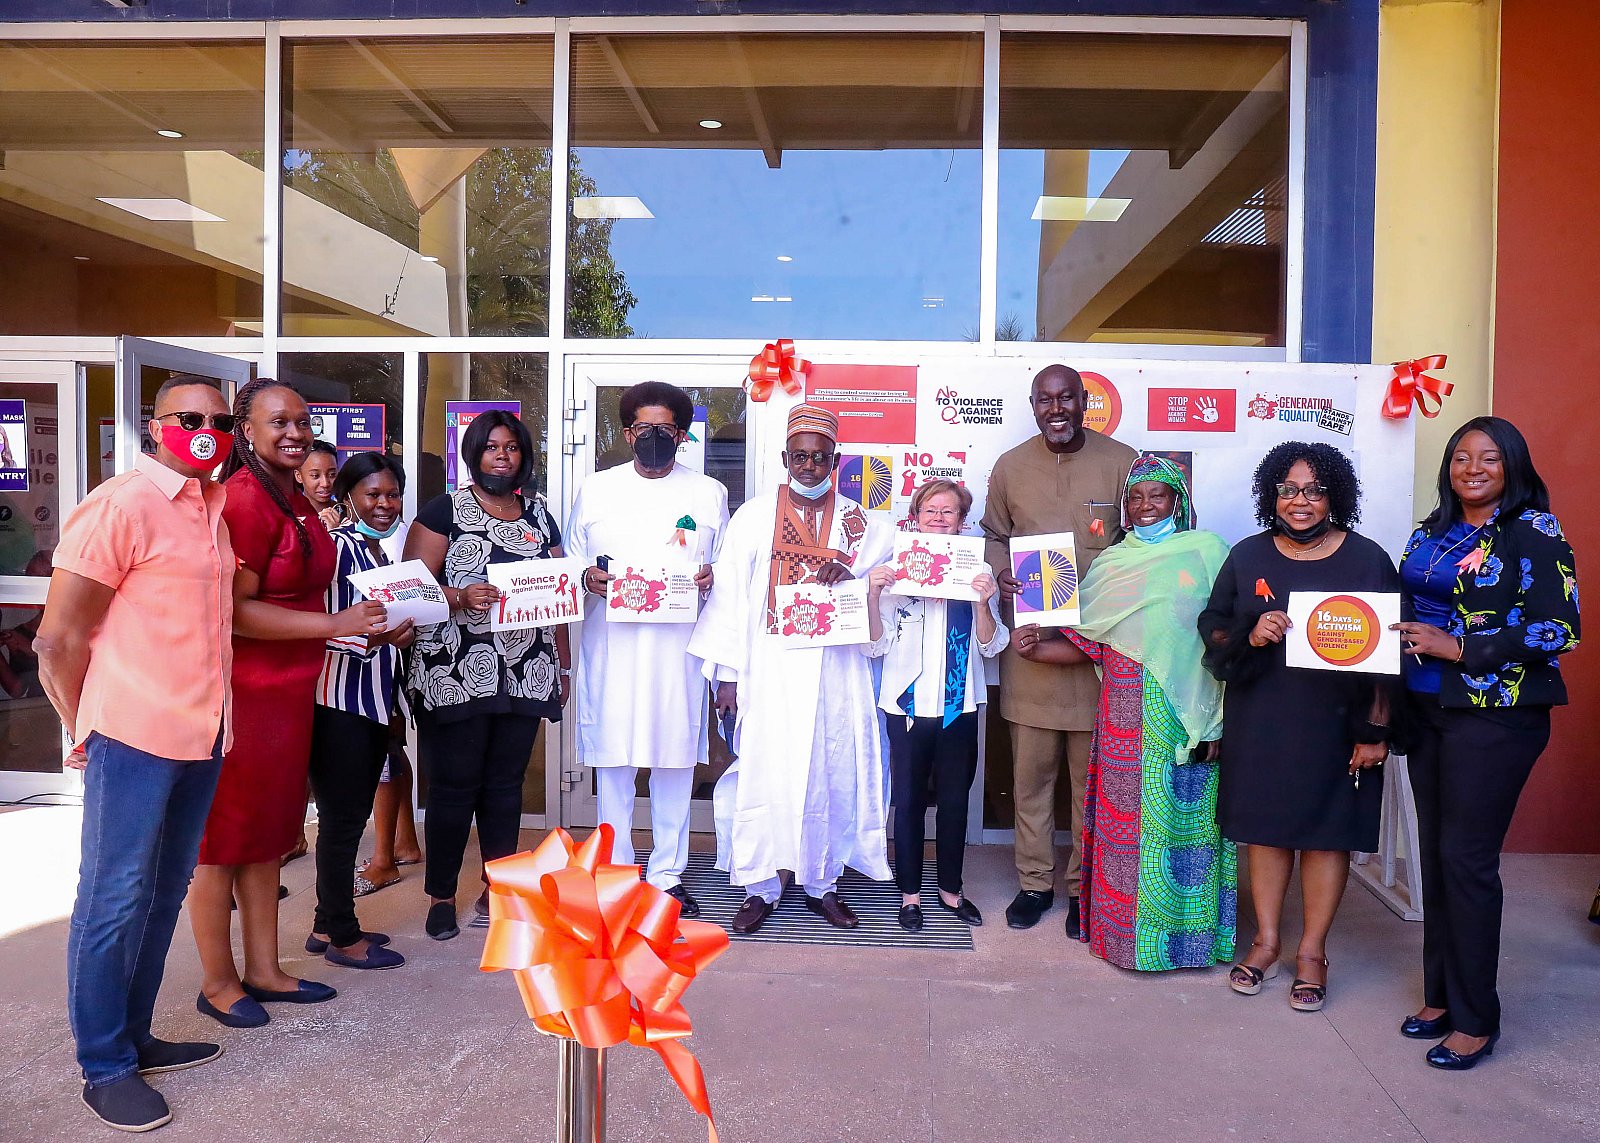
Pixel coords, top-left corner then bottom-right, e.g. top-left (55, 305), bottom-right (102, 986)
top-left (1228, 942), bottom-right (1281, 995)
top-left (1290, 955), bottom-right (1328, 1011)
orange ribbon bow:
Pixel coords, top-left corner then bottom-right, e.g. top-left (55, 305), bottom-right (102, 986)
top-left (1381, 355), bottom-right (1454, 420)
top-left (1089, 518), bottom-right (1106, 537)
top-left (1456, 547), bottom-right (1486, 574)
top-left (746, 339), bottom-right (809, 402)
top-left (480, 825), bottom-right (729, 1140)
top-left (1255, 578), bottom-right (1274, 602)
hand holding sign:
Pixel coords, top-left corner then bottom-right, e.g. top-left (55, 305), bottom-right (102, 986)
top-left (346, 560), bottom-right (450, 631)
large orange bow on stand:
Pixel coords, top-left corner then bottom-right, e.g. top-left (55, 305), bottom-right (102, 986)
top-left (480, 824), bottom-right (729, 1140)
top-left (1381, 355), bottom-right (1454, 420)
top-left (746, 338), bottom-right (809, 402)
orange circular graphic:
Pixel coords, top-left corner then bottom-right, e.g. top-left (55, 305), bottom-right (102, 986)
top-left (1305, 594), bottom-right (1381, 667)
top-left (1080, 371), bottom-right (1122, 436)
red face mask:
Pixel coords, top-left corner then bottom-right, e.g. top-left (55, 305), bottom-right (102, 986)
top-left (161, 424), bottom-right (231, 471)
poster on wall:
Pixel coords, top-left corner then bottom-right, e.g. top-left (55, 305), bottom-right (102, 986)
top-left (805, 364), bottom-right (918, 444)
top-left (445, 400), bottom-right (520, 492)
top-left (0, 402), bottom-right (28, 492)
top-left (0, 403), bottom-right (59, 575)
top-left (309, 403), bottom-right (386, 460)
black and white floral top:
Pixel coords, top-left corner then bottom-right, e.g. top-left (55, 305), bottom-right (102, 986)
top-left (407, 486), bottom-right (563, 724)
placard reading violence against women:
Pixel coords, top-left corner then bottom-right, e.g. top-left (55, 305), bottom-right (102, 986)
top-left (487, 556), bottom-right (585, 630)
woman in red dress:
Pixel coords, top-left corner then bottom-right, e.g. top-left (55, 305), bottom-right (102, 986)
top-left (188, 380), bottom-right (385, 1028)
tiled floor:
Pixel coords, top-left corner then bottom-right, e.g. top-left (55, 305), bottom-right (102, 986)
top-left (2, 805), bottom-right (1596, 1142)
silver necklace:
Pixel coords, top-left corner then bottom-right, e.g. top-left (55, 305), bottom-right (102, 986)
top-left (1277, 531), bottom-right (1332, 560)
top-left (1421, 522), bottom-right (1485, 577)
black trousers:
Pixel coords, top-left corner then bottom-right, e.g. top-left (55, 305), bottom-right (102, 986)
top-left (308, 705), bottom-right (389, 948)
top-left (887, 712), bottom-right (978, 896)
top-left (1406, 694), bottom-right (1550, 1037)
top-left (419, 711), bottom-right (542, 900)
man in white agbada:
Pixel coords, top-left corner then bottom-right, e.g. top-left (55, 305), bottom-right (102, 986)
top-left (687, 403), bottom-right (894, 934)
top-left (566, 382), bottom-right (729, 917)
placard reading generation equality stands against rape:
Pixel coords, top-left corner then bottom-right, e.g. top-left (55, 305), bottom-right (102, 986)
top-left (891, 532), bottom-right (986, 601)
top-left (346, 559), bottom-right (450, 631)
top-left (1285, 590), bottom-right (1401, 675)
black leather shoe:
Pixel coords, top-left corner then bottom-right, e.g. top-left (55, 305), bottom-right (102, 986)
top-left (806, 892), bottom-right (860, 929)
top-left (939, 896), bottom-right (983, 926)
top-left (898, 904), bottom-right (924, 932)
top-left (1426, 1032), bottom-right (1499, 1070)
top-left (730, 895), bottom-right (775, 935)
top-left (1401, 1012), bottom-right (1453, 1039)
top-left (241, 978), bottom-right (337, 1005)
top-left (1064, 896), bottom-right (1082, 940)
top-left (136, 1038), bottom-right (222, 1075)
top-left (1005, 889), bottom-right (1054, 930)
top-left (665, 884), bottom-right (702, 919)
top-left (196, 993), bottom-right (269, 1029)
top-left (426, 901), bottom-right (459, 941)
top-left (82, 1076), bottom-right (171, 1133)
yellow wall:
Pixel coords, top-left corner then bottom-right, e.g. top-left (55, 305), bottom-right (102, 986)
top-left (1372, 0), bottom-right (1500, 511)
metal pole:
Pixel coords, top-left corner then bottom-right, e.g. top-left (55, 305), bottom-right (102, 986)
top-left (555, 1039), bottom-right (606, 1143)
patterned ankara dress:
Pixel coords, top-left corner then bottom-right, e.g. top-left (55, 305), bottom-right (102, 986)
top-left (1067, 632), bottom-right (1237, 971)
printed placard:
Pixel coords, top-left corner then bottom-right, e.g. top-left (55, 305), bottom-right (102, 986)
top-left (774, 579), bottom-right (873, 648)
top-left (0, 401), bottom-right (28, 492)
top-left (346, 559), bottom-right (450, 631)
top-left (891, 532), bottom-right (986, 601)
top-left (1009, 532), bottom-right (1081, 627)
top-left (606, 556), bottom-right (700, 624)
top-left (1285, 590), bottom-right (1401, 675)
top-left (486, 556), bottom-right (585, 629)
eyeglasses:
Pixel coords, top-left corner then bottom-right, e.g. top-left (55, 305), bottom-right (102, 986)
top-left (157, 412), bottom-right (237, 433)
top-left (1275, 482), bottom-right (1328, 502)
top-left (628, 423), bottom-right (677, 436)
top-left (786, 450), bottom-right (835, 466)
top-left (918, 507), bottom-right (961, 521)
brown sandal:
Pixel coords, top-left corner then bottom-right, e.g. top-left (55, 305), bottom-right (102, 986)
top-left (1229, 942), bottom-right (1282, 995)
top-left (1289, 955), bottom-right (1328, 1011)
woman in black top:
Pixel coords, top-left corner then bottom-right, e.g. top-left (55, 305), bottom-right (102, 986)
top-left (1199, 443), bottom-right (1397, 1014)
top-left (1392, 416), bottom-right (1579, 1070)
top-left (403, 410), bottom-right (571, 941)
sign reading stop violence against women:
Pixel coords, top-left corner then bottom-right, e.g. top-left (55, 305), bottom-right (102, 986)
top-left (1285, 590), bottom-right (1401, 675)
top-left (346, 559), bottom-right (450, 631)
top-left (890, 532), bottom-right (986, 601)
top-left (488, 556), bottom-right (585, 630)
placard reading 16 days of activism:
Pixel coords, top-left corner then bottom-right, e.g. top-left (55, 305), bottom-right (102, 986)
top-left (774, 580), bottom-right (873, 649)
top-left (1285, 590), bottom-right (1401, 675)
top-left (487, 556), bottom-right (586, 630)
top-left (1009, 532), bottom-right (1081, 627)
top-left (890, 532), bottom-right (987, 601)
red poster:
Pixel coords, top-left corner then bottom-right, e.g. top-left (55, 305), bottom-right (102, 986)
top-left (805, 365), bottom-right (919, 445)
top-left (1146, 388), bottom-right (1237, 432)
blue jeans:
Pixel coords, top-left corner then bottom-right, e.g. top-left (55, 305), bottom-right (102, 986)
top-left (68, 731), bottom-right (222, 1088)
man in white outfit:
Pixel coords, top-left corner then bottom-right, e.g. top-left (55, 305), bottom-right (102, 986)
top-left (688, 403), bottom-right (894, 934)
top-left (566, 382), bottom-right (729, 916)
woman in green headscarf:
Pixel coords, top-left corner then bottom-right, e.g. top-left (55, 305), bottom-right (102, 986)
top-left (1014, 456), bottom-right (1234, 971)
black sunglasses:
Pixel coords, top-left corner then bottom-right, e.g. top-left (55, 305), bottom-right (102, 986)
top-left (158, 412), bottom-right (238, 433)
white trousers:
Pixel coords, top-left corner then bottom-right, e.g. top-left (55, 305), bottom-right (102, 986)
top-left (595, 765), bottom-right (695, 890)
top-left (746, 874), bottom-right (836, 904)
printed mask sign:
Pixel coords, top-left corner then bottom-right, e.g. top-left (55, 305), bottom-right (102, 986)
top-left (1285, 590), bottom-right (1401, 675)
top-left (0, 402), bottom-right (27, 492)
top-left (774, 579), bottom-right (873, 648)
top-left (606, 556), bottom-right (700, 624)
top-left (446, 401), bottom-right (521, 492)
top-left (891, 533), bottom-right (986, 601)
top-left (1010, 532), bottom-right (1081, 627)
top-left (309, 403), bottom-right (387, 460)
top-left (346, 559), bottom-right (450, 630)
top-left (487, 556), bottom-right (585, 629)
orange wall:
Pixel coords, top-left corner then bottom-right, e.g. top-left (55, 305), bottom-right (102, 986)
top-left (1494, 0), bottom-right (1600, 853)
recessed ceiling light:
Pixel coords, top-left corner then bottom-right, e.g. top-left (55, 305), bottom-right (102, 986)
top-left (97, 197), bottom-right (225, 222)
top-left (156, 129), bottom-right (184, 139)
top-left (572, 196), bottom-right (654, 220)
top-left (776, 255), bottom-right (793, 263)
top-left (1031, 195), bottom-right (1132, 223)
top-left (419, 254), bottom-right (439, 262)
top-left (751, 295), bottom-right (774, 303)
top-left (699, 120), bottom-right (723, 130)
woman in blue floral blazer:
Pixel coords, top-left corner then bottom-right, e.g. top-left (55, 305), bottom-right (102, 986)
top-left (1392, 416), bottom-right (1579, 1072)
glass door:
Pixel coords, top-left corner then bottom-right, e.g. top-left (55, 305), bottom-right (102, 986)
top-left (114, 338), bottom-right (255, 476)
top-left (0, 360), bottom-right (81, 801)
top-left (559, 357), bottom-right (771, 832)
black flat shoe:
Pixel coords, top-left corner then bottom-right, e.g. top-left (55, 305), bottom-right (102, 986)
top-left (426, 901), bottom-right (460, 941)
top-left (1401, 1012), bottom-right (1453, 1039)
top-left (665, 884), bottom-right (702, 919)
top-left (1005, 889), bottom-right (1054, 930)
top-left (136, 1038), bottom-right (222, 1075)
top-left (1426, 1032), bottom-right (1499, 1070)
top-left (196, 993), bottom-right (269, 1029)
top-left (1064, 896), bottom-right (1081, 940)
top-left (305, 930), bottom-right (391, 955)
top-left (82, 1076), bottom-right (171, 1133)
top-left (938, 896), bottom-right (983, 926)
top-left (241, 979), bottom-right (337, 1005)
top-left (898, 904), bottom-right (924, 932)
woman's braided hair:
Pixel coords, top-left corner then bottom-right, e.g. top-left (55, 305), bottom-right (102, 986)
top-left (220, 378), bottom-right (313, 559)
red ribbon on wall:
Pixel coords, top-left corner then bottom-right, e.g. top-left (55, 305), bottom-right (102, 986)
top-left (746, 339), bottom-right (809, 402)
top-left (1381, 355), bottom-right (1454, 420)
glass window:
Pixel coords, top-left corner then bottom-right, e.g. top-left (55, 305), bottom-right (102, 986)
top-left (568, 32), bottom-right (983, 340)
top-left (282, 38), bottom-right (555, 337)
top-left (277, 354), bottom-right (405, 520)
top-left (997, 33), bottom-right (1290, 347)
top-left (593, 385), bottom-right (748, 509)
top-left (0, 42), bottom-right (266, 336)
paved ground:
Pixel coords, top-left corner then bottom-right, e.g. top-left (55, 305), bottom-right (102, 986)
top-left (2, 804), bottom-right (1597, 1142)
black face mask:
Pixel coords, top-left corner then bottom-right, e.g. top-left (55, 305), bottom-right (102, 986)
top-left (631, 425), bottom-right (678, 471)
top-left (474, 469), bottom-right (519, 497)
top-left (1275, 513), bottom-right (1333, 544)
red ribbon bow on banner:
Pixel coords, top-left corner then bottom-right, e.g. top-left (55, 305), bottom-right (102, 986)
top-left (746, 339), bottom-right (809, 402)
top-left (480, 825), bottom-right (729, 1141)
top-left (1381, 355), bottom-right (1454, 420)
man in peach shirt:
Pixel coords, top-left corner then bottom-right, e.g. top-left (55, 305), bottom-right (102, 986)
top-left (37, 376), bottom-right (236, 1133)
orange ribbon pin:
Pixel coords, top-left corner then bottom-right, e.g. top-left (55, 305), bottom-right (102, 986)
top-left (1456, 547), bottom-right (1486, 574)
top-left (1381, 355), bottom-right (1454, 420)
top-left (1089, 518), bottom-right (1106, 537)
top-left (480, 825), bottom-right (729, 1140)
top-left (746, 338), bottom-right (809, 402)
top-left (1255, 578), bottom-right (1274, 602)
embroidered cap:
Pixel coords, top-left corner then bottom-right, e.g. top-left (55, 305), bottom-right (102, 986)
top-left (785, 403), bottom-right (838, 444)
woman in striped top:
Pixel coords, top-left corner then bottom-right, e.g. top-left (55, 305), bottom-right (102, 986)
top-left (306, 452), bottom-right (416, 970)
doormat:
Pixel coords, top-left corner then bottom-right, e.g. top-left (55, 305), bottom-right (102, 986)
top-left (645, 849), bottom-right (975, 952)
